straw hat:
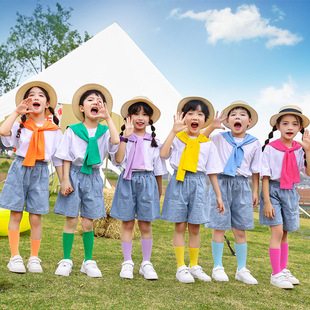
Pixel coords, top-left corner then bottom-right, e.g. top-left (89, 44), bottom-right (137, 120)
top-left (270, 105), bottom-right (309, 128)
top-left (72, 83), bottom-right (113, 122)
top-left (177, 97), bottom-right (215, 129)
top-left (222, 100), bottom-right (258, 129)
top-left (15, 81), bottom-right (57, 116)
top-left (121, 96), bottom-right (161, 124)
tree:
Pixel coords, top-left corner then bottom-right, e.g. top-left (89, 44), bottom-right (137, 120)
top-left (0, 2), bottom-right (91, 94)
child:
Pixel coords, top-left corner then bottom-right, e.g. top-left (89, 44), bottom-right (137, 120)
top-left (110, 96), bottom-right (166, 280)
top-left (202, 100), bottom-right (261, 284)
top-left (0, 81), bottom-right (62, 273)
top-left (160, 97), bottom-right (224, 284)
top-left (260, 105), bottom-right (310, 289)
top-left (53, 83), bottom-right (120, 278)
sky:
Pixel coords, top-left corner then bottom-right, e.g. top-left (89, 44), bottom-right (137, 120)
top-left (0, 0), bottom-right (310, 144)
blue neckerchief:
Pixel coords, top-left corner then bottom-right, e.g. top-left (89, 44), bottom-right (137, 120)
top-left (220, 131), bottom-right (257, 176)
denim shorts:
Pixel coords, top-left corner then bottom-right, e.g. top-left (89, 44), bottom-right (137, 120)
top-left (0, 156), bottom-right (49, 214)
top-left (206, 174), bottom-right (254, 230)
top-left (110, 171), bottom-right (160, 222)
top-left (161, 171), bottom-right (209, 224)
top-left (259, 180), bottom-right (300, 232)
top-left (53, 164), bottom-right (106, 219)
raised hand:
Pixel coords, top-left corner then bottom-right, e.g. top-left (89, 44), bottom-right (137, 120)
top-left (172, 112), bottom-right (187, 134)
top-left (211, 110), bottom-right (226, 130)
top-left (16, 98), bottom-right (33, 115)
top-left (93, 98), bottom-right (110, 120)
top-left (297, 129), bottom-right (310, 152)
top-left (123, 116), bottom-right (134, 138)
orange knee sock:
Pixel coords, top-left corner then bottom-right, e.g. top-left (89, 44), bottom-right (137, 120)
top-left (8, 230), bottom-right (20, 258)
top-left (30, 239), bottom-right (41, 258)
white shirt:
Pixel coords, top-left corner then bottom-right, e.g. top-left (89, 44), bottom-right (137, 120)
top-left (210, 132), bottom-right (262, 177)
top-left (261, 144), bottom-right (306, 181)
top-left (111, 138), bottom-right (167, 176)
top-left (55, 126), bottom-right (119, 167)
top-left (1, 122), bottom-right (63, 166)
top-left (167, 135), bottom-right (223, 176)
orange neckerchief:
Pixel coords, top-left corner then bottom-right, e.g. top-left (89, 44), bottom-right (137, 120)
top-left (22, 118), bottom-right (60, 167)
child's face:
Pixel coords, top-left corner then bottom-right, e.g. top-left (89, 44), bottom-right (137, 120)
top-left (227, 108), bottom-right (252, 137)
top-left (130, 107), bottom-right (150, 132)
top-left (27, 87), bottom-right (49, 115)
top-left (79, 93), bottom-right (103, 119)
top-left (184, 106), bottom-right (205, 137)
top-left (276, 114), bottom-right (301, 142)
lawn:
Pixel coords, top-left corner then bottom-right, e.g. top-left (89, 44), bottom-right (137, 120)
top-left (0, 192), bottom-right (309, 309)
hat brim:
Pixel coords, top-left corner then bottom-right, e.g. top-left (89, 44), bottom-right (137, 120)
top-left (270, 112), bottom-right (310, 128)
top-left (177, 97), bottom-right (215, 129)
top-left (121, 97), bottom-right (161, 124)
top-left (15, 81), bottom-right (57, 116)
top-left (222, 101), bottom-right (258, 129)
top-left (72, 84), bottom-right (113, 122)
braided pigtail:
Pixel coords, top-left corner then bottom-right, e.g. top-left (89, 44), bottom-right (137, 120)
top-left (149, 119), bottom-right (158, 147)
top-left (300, 127), bottom-right (307, 168)
top-left (262, 125), bottom-right (277, 152)
top-left (49, 107), bottom-right (59, 126)
top-left (120, 118), bottom-right (126, 136)
top-left (16, 115), bottom-right (27, 138)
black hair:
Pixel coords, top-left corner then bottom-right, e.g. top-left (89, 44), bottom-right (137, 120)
top-left (262, 114), bottom-right (306, 167)
top-left (181, 100), bottom-right (209, 122)
top-left (120, 102), bottom-right (158, 147)
top-left (227, 106), bottom-right (252, 118)
top-left (16, 86), bottom-right (59, 138)
top-left (79, 89), bottom-right (106, 106)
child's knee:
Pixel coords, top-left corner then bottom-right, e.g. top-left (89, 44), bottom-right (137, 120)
top-left (81, 217), bottom-right (93, 232)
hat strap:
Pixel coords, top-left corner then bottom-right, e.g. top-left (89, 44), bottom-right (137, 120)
top-left (280, 108), bottom-right (302, 114)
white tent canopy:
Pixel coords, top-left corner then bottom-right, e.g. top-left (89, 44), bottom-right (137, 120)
top-left (0, 23), bottom-right (182, 142)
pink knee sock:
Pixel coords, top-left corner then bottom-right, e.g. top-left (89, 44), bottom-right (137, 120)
top-left (269, 248), bottom-right (281, 275)
top-left (280, 243), bottom-right (289, 271)
top-left (141, 238), bottom-right (153, 262)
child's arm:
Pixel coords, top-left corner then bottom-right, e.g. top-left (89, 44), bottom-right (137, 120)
top-left (160, 112), bottom-right (187, 158)
top-left (209, 174), bottom-right (225, 215)
top-left (55, 165), bottom-right (63, 183)
top-left (0, 98), bottom-right (33, 136)
top-left (261, 176), bottom-right (275, 219)
top-left (155, 175), bottom-right (162, 198)
top-left (201, 111), bottom-right (226, 138)
top-left (297, 129), bottom-right (310, 176)
top-left (251, 173), bottom-right (259, 207)
top-left (60, 160), bottom-right (74, 197)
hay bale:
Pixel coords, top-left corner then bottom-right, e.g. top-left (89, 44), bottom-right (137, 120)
top-left (77, 188), bottom-right (140, 239)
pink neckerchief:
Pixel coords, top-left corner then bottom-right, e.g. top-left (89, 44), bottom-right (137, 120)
top-left (268, 139), bottom-right (301, 189)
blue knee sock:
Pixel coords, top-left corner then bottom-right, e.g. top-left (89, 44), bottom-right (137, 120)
top-left (212, 241), bottom-right (224, 268)
top-left (235, 242), bottom-right (247, 271)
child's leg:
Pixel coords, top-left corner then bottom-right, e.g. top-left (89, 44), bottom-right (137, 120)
top-left (211, 229), bottom-right (225, 268)
top-left (8, 211), bottom-right (23, 257)
top-left (138, 220), bottom-right (152, 262)
top-left (63, 216), bottom-right (79, 260)
top-left (280, 230), bottom-right (288, 271)
top-left (188, 223), bottom-right (200, 267)
top-left (232, 228), bottom-right (247, 271)
top-left (29, 213), bottom-right (42, 258)
top-left (269, 225), bottom-right (283, 275)
top-left (81, 217), bottom-right (94, 262)
top-left (121, 220), bottom-right (135, 261)
top-left (174, 222), bottom-right (187, 268)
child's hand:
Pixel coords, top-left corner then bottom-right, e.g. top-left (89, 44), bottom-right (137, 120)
top-left (60, 179), bottom-right (74, 197)
top-left (211, 111), bottom-right (226, 130)
top-left (215, 197), bottom-right (225, 215)
top-left (93, 99), bottom-right (110, 120)
top-left (297, 129), bottom-right (310, 152)
top-left (123, 116), bottom-right (134, 138)
top-left (16, 98), bottom-right (33, 115)
top-left (252, 192), bottom-right (259, 208)
top-left (263, 202), bottom-right (275, 219)
top-left (172, 112), bottom-right (187, 134)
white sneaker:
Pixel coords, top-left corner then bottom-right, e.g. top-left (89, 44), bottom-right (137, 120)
top-left (27, 256), bottom-right (43, 273)
top-left (281, 269), bottom-right (299, 285)
top-left (270, 271), bottom-right (294, 289)
top-left (120, 260), bottom-right (134, 279)
top-left (176, 265), bottom-right (195, 283)
top-left (55, 259), bottom-right (73, 276)
top-left (139, 261), bottom-right (158, 280)
top-left (7, 255), bottom-right (26, 274)
top-left (212, 266), bottom-right (229, 281)
top-left (80, 260), bottom-right (102, 278)
top-left (235, 267), bottom-right (258, 284)
top-left (189, 265), bottom-right (211, 282)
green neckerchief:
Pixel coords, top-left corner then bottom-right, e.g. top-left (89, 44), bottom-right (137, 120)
top-left (69, 123), bottom-right (108, 174)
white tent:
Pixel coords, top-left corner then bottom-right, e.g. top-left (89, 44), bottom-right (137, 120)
top-left (0, 23), bottom-right (182, 142)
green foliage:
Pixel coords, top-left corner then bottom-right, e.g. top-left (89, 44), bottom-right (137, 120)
top-left (0, 44), bottom-right (17, 96)
top-left (0, 160), bottom-right (11, 169)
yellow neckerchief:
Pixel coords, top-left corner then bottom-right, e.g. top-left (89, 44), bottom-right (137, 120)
top-left (176, 131), bottom-right (210, 181)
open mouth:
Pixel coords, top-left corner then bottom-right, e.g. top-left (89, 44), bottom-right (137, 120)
top-left (234, 122), bottom-right (242, 130)
top-left (191, 122), bottom-right (199, 129)
top-left (33, 102), bottom-right (40, 107)
top-left (91, 107), bottom-right (98, 115)
top-left (286, 132), bottom-right (293, 136)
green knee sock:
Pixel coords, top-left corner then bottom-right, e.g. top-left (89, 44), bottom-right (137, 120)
top-left (83, 231), bottom-right (94, 262)
top-left (63, 233), bottom-right (74, 260)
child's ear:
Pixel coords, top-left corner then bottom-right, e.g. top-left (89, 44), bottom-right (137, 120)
top-left (79, 105), bottom-right (85, 113)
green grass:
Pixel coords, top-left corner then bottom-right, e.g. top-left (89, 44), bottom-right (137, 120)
top-left (0, 194), bottom-right (309, 309)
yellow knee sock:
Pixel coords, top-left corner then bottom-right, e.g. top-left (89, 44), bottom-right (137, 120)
top-left (189, 247), bottom-right (199, 267)
top-left (174, 246), bottom-right (185, 268)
